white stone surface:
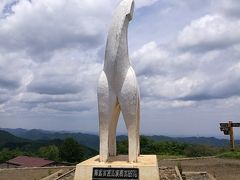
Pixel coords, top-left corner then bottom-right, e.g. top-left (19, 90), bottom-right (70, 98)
top-left (97, 0), bottom-right (140, 163)
top-left (74, 155), bottom-right (160, 180)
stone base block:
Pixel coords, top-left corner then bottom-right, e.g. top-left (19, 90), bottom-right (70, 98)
top-left (74, 155), bottom-right (159, 180)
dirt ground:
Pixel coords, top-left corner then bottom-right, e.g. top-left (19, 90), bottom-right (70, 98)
top-left (1, 158), bottom-right (240, 180)
top-left (159, 157), bottom-right (240, 180)
top-left (0, 166), bottom-right (74, 180)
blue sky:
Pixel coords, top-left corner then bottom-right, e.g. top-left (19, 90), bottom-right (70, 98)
top-left (0, 0), bottom-right (240, 138)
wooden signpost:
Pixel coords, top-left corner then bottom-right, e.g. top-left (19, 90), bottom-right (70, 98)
top-left (219, 121), bottom-right (240, 151)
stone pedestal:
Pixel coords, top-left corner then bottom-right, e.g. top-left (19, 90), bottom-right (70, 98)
top-left (74, 155), bottom-right (159, 180)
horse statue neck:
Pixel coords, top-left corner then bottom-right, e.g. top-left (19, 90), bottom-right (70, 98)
top-left (104, 0), bottom-right (134, 83)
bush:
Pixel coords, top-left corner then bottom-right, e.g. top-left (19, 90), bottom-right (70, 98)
top-left (38, 145), bottom-right (59, 161)
top-left (184, 144), bottom-right (218, 157)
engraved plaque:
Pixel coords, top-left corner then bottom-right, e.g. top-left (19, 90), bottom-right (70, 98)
top-left (92, 167), bottom-right (139, 180)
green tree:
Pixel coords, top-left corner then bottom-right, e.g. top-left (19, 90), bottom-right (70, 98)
top-left (59, 138), bottom-right (84, 163)
top-left (140, 136), bottom-right (155, 154)
top-left (38, 145), bottom-right (59, 161)
top-left (117, 139), bottom-right (128, 154)
top-left (0, 148), bottom-right (25, 163)
top-left (117, 136), bottom-right (188, 156)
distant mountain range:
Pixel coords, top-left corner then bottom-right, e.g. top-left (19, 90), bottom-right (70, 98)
top-left (1, 128), bottom-right (99, 150)
top-left (1, 128), bottom-right (239, 150)
top-left (0, 129), bottom-right (97, 158)
top-left (0, 130), bottom-right (30, 146)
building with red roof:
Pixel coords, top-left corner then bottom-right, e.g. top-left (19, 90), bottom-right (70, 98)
top-left (5, 156), bottom-right (55, 168)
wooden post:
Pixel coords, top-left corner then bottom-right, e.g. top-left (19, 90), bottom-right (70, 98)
top-left (228, 121), bottom-right (235, 151)
top-left (220, 121), bottom-right (240, 151)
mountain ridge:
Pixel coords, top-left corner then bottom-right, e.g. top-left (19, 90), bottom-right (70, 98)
top-left (1, 128), bottom-right (238, 150)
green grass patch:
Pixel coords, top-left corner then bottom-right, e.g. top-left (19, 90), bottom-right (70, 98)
top-left (218, 151), bottom-right (240, 159)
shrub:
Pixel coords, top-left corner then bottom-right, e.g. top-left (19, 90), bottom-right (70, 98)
top-left (184, 144), bottom-right (218, 157)
top-left (38, 145), bottom-right (59, 161)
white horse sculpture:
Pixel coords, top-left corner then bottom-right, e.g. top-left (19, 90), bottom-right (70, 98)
top-left (97, 0), bottom-right (140, 163)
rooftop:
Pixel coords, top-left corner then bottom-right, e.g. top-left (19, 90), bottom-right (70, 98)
top-left (7, 156), bottom-right (54, 167)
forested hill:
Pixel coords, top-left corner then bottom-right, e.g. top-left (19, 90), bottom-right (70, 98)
top-left (0, 130), bottom-right (30, 146)
top-left (2, 128), bottom-right (239, 150)
top-left (0, 129), bottom-right (98, 164)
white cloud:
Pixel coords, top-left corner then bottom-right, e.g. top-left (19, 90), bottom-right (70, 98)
top-left (3, 48), bottom-right (102, 112)
top-left (132, 36), bottom-right (240, 104)
top-left (0, 0), bottom-right (113, 59)
top-left (0, 0), bottom-right (156, 59)
top-left (177, 14), bottom-right (240, 51)
top-left (0, 51), bottom-right (33, 107)
top-left (0, 0), bottom-right (105, 117)
top-left (132, 42), bottom-right (199, 101)
top-left (131, 41), bottom-right (169, 75)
